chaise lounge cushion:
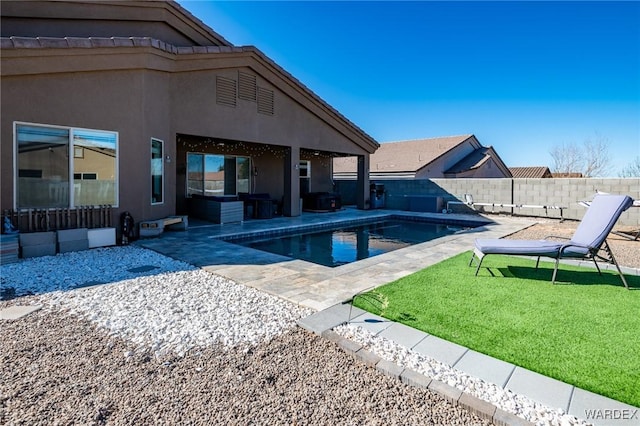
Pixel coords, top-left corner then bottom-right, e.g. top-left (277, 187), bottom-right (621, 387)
top-left (474, 239), bottom-right (563, 258)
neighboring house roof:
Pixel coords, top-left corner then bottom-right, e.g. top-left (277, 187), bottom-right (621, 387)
top-left (551, 172), bottom-right (584, 178)
top-left (380, 135), bottom-right (470, 173)
top-left (334, 135), bottom-right (471, 176)
top-left (333, 134), bottom-right (512, 178)
top-left (509, 166), bottom-right (552, 179)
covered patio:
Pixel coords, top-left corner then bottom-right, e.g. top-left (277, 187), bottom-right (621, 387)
top-left (175, 134), bottom-right (373, 219)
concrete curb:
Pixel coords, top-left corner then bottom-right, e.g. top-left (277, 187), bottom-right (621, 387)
top-left (316, 328), bottom-right (534, 426)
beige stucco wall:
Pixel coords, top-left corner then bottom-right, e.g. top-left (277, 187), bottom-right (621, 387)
top-left (1, 46), bottom-right (374, 222)
top-left (1, 0), bottom-right (378, 223)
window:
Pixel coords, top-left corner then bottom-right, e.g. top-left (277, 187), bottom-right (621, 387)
top-left (299, 160), bottom-right (310, 195)
top-left (299, 161), bottom-right (310, 178)
top-left (151, 138), bottom-right (164, 204)
top-left (186, 153), bottom-right (250, 197)
top-left (15, 122), bottom-right (118, 208)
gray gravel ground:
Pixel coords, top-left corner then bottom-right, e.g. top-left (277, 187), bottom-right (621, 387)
top-left (1, 307), bottom-right (491, 425)
top-left (5, 219), bottom-right (632, 425)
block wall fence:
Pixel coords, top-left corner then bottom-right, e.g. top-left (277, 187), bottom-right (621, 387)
top-left (333, 178), bottom-right (640, 226)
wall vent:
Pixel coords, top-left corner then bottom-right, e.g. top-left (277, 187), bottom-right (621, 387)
top-left (257, 87), bottom-right (274, 115)
top-left (216, 76), bottom-right (237, 107)
top-left (238, 72), bottom-right (257, 101)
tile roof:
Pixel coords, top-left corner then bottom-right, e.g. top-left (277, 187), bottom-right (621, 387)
top-left (333, 135), bottom-right (472, 174)
top-left (1, 36), bottom-right (378, 151)
top-left (509, 166), bottom-right (552, 179)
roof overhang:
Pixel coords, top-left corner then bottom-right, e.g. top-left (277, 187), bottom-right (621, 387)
top-left (1, 37), bottom-right (379, 154)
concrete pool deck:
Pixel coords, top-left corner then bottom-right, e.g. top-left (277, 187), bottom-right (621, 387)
top-left (135, 207), bottom-right (528, 311)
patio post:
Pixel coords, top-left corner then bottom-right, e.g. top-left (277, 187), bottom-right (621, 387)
top-left (356, 154), bottom-right (370, 210)
top-left (283, 147), bottom-right (301, 217)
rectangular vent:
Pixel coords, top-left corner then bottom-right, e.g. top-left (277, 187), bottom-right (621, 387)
top-left (238, 72), bottom-right (257, 101)
top-left (257, 87), bottom-right (274, 115)
top-left (216, 76), bottom-right (236, 107)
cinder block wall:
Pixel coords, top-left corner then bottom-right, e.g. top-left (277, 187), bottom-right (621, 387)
top-left (334, 178), bottom-right (640, 226)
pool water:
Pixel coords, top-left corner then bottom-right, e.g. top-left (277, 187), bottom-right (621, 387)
top-left (236, 219), bottom-right (466, 267)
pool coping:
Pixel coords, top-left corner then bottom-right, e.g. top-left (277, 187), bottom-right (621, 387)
top-left (222, 214), bottom-right (483, 267)
top-left (136, 209), bottom-right (523, 311)
top-left (217, 212), bottom-right (486, 243)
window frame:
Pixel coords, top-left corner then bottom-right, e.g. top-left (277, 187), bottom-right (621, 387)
top-left (185, 152), bottom-right (251, 198)
top-left (151, 138), bottom-right (164, 205)
top-left (13, 121), bottom-right (119, 209)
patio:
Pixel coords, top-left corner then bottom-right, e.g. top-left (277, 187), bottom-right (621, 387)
top-left (134, 207), bottom-right (533, 311)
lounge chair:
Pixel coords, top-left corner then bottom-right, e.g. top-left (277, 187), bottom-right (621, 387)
top-left (579, 190), bottom-right (640, 241)
top-left (470, 194), bottom-right (634, 289)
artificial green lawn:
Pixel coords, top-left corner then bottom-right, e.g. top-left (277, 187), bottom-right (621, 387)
top-left (353, 251), bottom-right (640, 407)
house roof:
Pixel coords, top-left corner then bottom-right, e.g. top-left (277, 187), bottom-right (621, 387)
top-left (0, 1), bottom-right (379, 154)
top-left (509, 166), bottom-right (552, 179)
top-left (334, 135), bottom-right (472, 174)
top-left (0, 0), bottom-right (233, 47)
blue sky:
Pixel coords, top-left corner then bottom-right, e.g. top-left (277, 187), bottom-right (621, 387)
top-left (180, 1), bottom-right (640, 176)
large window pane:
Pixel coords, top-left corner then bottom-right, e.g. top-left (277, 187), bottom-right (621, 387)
top-left (17, 124), bottom-right (70, 208)
top-left (151, 139), bottom-right (164, 204)
top-left (73, 129), bottom-right (117, 206)
top-left (187, 152), bottom-right (250, 197)
top-left (205, 155), bottom-right (225, 196)
top-left (187, 153), bottom-right (204, 196)
top-left (237, 157), bottom-right (250, 193)
top-left (16, 123), bottom-right (118, 209)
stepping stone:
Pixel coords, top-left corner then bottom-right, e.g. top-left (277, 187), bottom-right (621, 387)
top-left (127, 265), bottom-right (159, 273)
top-left (0, 305), bottom-right (42, 320)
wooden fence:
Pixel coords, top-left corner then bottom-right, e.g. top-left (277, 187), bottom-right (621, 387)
top-left (3, 205), bottom-right (113, 233)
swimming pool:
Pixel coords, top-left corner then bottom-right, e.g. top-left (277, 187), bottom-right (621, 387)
top-left (233, 219), bottom-right (470, 267)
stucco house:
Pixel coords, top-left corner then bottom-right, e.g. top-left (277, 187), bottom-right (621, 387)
top-left (1, 0), bottom-right (378, 229)
top-left (333, 134), bottom-right (511, 179)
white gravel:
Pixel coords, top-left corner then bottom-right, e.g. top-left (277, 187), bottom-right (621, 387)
top-left (0, 245), bottom-right (197, 294)
top-left (0, 242), bottom-right (603, 425)
top-left (334, 324), bottom-right (589, 426)
top-left (1, 246), bottom-right (313, 355)
top-left (1, 246), bottom-right (493, 424)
